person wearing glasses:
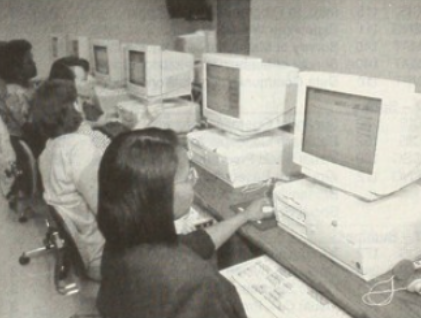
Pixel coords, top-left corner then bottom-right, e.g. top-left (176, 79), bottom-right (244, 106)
top-left (96, 128), bottom-right (272, 318)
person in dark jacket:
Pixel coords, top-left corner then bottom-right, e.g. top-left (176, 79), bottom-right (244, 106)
top-left (96, 128), bottom-right (271, 318)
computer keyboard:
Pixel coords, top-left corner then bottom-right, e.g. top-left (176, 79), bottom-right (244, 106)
top-left (222, 256), bottom-right (352, 318)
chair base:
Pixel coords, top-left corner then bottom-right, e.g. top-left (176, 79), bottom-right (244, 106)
top-left (18, 223), bottom-right (56, 265)
top-left (18, 219), bottom-right (82, 296)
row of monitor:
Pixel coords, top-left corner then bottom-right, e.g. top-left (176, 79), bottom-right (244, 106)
top-left (50, 31), bottom-right (216, 101)
top-left (201, 56), bottom-right (421, 201)
top-left (51, 33), bottom-right (421, 201)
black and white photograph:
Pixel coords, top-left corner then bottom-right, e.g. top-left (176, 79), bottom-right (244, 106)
top-left (1, 1), bottom-right (421, 317)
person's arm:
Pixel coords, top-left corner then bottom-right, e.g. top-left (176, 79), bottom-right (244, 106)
top-left (76, 156), bottom-right (101, 214)
top-left (71, 138), bottom-right (101, 214)
top-left (204, 197), bottom-right (273, 250)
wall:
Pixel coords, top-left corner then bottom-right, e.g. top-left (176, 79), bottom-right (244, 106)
top-left (250, 0), bottom-right (421, 89)
top-left (217, 0), bottom-right (250, 54)
top-left (0, 0), bottom-right (215, 77)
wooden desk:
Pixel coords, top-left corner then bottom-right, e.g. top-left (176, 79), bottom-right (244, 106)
top-left (194, 166), bottom-right (421, 318)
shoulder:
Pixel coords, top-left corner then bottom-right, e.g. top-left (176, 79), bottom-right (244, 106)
top-left (41, 133), bottom-right (98, 166)
top-left (77, 122), bottom-right (110, 153)
top-left (48, 133), bottom-right (95, 152)
top-left (6, 84), bottom-right (26, 96)
top-left (178, 230), bottom-right (215, 259)
top-left (5, 84), bottom-right (32, 110)
top-left (40, 133), bottom-right (101, 183)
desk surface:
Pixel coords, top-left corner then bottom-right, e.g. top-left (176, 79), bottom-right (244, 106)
top-left (194, 166), bottom-right (421, 318)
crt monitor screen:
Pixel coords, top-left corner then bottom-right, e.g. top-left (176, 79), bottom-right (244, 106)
top-left (94, 46), bottom-right (109, 75)
top-left (128, 50), bottom-right (146, 86)
top-left (206, 64), bottom-right (240, 119)
top-left (303, 87), bottom-right (381, 175)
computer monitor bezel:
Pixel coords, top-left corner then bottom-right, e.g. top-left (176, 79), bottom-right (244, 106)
top-left (293, 71), bottom-right (420, 199)
top-left (124, 43), bottom-right (162, 99)
top-left (91, 38), bottom-right (124, 88)
top-left (202, 53), bottom-right (299, 137)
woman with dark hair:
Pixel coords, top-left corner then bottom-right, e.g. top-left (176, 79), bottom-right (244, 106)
top-left (31, 79), bottom-right (107, 281)
top-left (97, 128), bottom-right (271, 318)
top-left (29, 75), bottom-right (110, 157)
top-left (0, 39), bottom-right (37, 137)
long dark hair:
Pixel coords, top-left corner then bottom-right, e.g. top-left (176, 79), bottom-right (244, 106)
top-left (97, 128), bottom-right (179, 250)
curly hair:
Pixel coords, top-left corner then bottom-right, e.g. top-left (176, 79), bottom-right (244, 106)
top-left (0, 39), bottom-right (37, 87)
top-left (30, 79), bottom-right (82, 139)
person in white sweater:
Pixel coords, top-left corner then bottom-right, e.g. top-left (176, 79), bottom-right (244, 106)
top-left (30, 79), bottom-right (106, 281)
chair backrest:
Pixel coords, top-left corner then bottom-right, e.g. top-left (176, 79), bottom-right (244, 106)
top-left (47, 204), bottom-right (87, 279)
top-left (9, 136), bottom-right (38, 198)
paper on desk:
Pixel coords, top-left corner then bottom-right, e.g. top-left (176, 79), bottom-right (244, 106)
top-left (221, 256), bottom-right (351, 318)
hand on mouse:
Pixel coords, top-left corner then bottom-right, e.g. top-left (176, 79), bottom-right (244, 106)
top-left (243, 197), bottom-right (274, 222)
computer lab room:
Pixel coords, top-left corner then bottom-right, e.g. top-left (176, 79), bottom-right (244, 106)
top-left (2, 0), bottom-right (421, 317)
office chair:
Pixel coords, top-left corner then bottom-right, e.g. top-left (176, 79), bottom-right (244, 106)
top-left (19, 205), bottom-right (98, 296)
top-left (8, 136), bottom-right (40, 222)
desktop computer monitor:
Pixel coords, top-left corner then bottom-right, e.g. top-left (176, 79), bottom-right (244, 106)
top-left (68, 36), bottom-right (91, 62)
top-left (202, 53), bottom-right (299, 138)
top-left (293, 72), bottom-right (421, 200)
top-left (50, 33), bottom-right (68, 62)
top-left (91, 39), bottom-right (124, 88)
top-left (174, 30), bottom-right (217, 62)
top-left (124, 43), bottom-right (194, 101)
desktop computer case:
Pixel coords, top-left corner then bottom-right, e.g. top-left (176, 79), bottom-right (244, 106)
top-left (118, 98), bottom-right (200, 133)
top-left (273, 178), bottom-right (421, 281)
top-left (187, 129), bottom-right (301, 188)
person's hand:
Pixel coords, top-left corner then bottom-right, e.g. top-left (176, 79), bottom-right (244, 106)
top-left (243, 197), bottom-right (274, 222)
top-left (174, 217), bottom-right (196, 234)
top-left (89, 111), bottom-right (118, 128)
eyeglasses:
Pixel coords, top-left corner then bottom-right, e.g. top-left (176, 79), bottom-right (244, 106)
top-left (175, 167), bottom-right (198, 186)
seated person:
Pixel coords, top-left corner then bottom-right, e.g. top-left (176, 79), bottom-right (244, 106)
top-left (30, 79), bottom-right (106, 281)
top-left (96, 128), bottom-right (271, 318)
top-left (29, 78), bottom-right (110, 157)
top-left (48, 56), bottom-right (130, 139)
top-left (0, 78), bottom-right (17, 198)
top-left (0, 39), bottom-right (37, 137)
top-left (48, 56), bottom-right (103, 122)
